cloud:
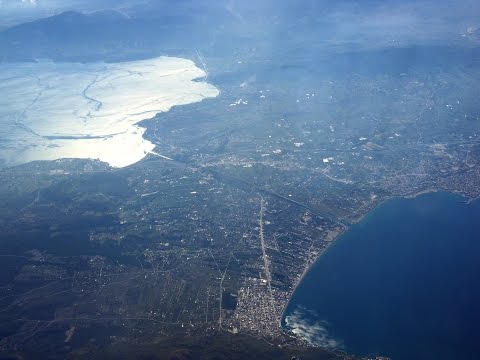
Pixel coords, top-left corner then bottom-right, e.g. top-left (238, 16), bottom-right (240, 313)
top-left (284, 306), bottom-right (345, 350)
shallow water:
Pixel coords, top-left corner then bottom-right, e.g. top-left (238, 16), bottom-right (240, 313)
top-left (0, 57), bottom-right (219, 167)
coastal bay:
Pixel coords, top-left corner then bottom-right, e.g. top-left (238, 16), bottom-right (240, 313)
top-left (283, 192), bottom-right (480, 360)
top-left (0, 57), bottom-right (218, 168)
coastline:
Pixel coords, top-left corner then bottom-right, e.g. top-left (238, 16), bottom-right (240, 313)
top-left (0, 56), bottom-right (219, 168)
top-left (279, 226), bottom-right (346, 330)
top-left (278, 187), bottom-right (477, 339)
top-left (278, 190), bottom-right (480, 360)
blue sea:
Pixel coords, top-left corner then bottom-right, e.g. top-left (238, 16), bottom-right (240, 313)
top-left (283, 192), bottom-right (480, 360)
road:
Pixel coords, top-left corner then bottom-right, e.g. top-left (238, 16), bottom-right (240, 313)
top-left (259, 197), bottom-right (274, 309)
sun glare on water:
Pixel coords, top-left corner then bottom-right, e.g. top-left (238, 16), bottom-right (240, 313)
top-left (0, 56), bottom-right (219, 167)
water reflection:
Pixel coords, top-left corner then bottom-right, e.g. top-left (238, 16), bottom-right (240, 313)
top-left (0, 56), bottom-right (219, 167)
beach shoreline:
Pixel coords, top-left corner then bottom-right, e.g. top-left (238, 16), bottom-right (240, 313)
top-left (278, 188), bottom-right (477, 341)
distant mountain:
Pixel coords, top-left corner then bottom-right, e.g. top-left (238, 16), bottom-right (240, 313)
top-left (3, 10), bottom-right (128, 41)
top-left (0, 8), bottom-right (216, 62)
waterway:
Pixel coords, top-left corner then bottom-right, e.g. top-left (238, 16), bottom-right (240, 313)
top-left (283, 192), bottom-right (480, 360)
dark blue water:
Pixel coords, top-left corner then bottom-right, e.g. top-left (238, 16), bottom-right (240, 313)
top-left (283, 192), bottom-right (480, 360)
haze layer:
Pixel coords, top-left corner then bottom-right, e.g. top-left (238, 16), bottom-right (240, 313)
top-left (0, 56), bottom-right (219, 167)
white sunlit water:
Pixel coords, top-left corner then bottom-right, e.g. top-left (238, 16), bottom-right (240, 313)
top-left (0, 56), bottom-right (219, 168)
